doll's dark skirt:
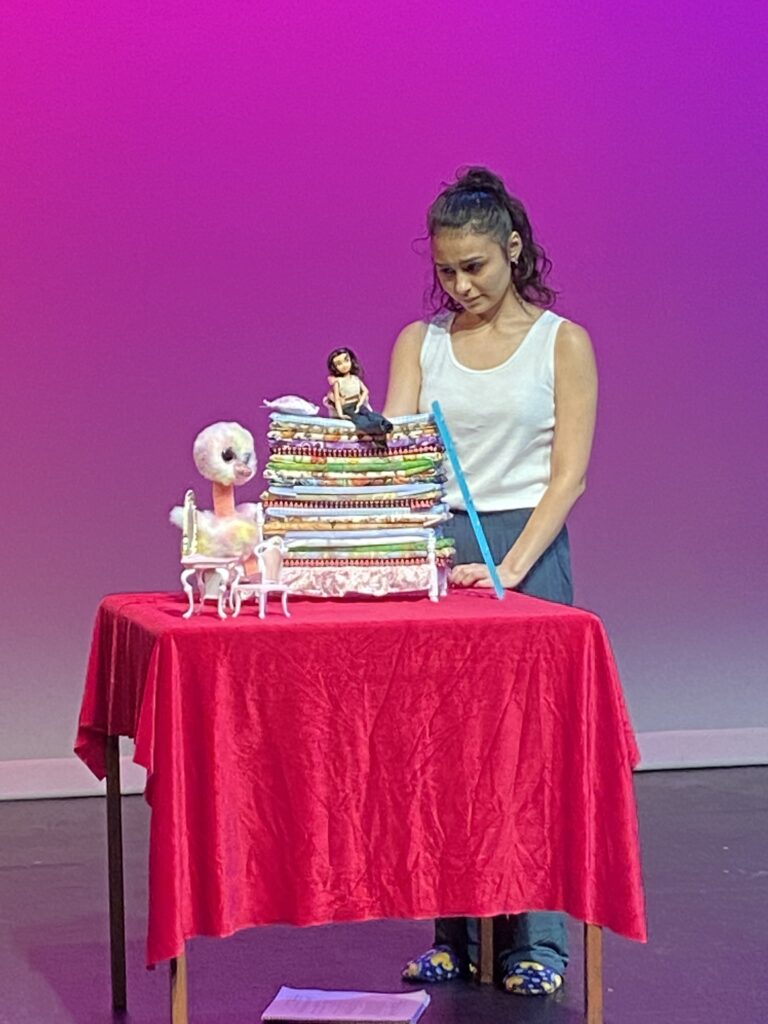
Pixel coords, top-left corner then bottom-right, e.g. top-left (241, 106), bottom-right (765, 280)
top-left (435, 508), bottom-right (572, 975)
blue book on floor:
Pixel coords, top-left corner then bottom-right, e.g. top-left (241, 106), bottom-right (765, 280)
top-left (260, 986), bottom-right (430, 1023)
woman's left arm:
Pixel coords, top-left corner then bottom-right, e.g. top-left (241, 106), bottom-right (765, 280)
top-left (452, 322), bottom-right (598, 589)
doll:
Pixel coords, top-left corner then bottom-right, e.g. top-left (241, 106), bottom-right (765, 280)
top-left (327, 347), bottom-right (393, 445)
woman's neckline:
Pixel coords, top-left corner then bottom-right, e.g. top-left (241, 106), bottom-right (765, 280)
top-left (444, 309), bottom-right (551, 374)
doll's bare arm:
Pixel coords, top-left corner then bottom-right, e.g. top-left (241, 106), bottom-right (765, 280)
top-left (331, 380), bottom-right (347, 420)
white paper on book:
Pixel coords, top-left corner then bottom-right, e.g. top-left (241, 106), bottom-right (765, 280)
top-left (260, 986), bottom-right (431, 1023)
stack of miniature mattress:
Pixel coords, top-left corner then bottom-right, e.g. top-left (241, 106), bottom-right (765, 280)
top-left (262, 412), bottom-right (454, 598)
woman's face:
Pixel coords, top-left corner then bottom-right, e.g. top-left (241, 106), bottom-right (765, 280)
top-left (332, 351), bottom-right (352, 375)
top-left (432, 229), bottom-right (518, 313)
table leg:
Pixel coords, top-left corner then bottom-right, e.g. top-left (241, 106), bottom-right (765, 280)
top-left (478, 918), bottom-right (494, 984)
top-left (170, 954), bottom-right (189, 1024)
top-left (584, 923), bottom-right (603, 1024)
top-left (106, 735), bottom-right (127, 1013)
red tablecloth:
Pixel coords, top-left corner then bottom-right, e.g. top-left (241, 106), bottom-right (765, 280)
top-left (75, 590), bottom-right (647, 965)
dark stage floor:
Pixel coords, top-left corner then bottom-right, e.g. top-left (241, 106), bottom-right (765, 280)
top-left (1, 767), bottom-right (766, 1023)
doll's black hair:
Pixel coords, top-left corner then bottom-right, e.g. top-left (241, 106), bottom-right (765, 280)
top-left (327, 347), bottom-right (364, 379)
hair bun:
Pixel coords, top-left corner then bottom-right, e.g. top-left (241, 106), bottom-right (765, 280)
top-left (455, 166), bottom-right (507, 196)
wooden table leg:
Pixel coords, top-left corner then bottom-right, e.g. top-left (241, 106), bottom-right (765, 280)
top-left (106, 735), bottom-right (127, 1013)
top-left (170, 954), bottom-right (189, 1024)
top-left (478, 918), bottom-right (494, 984)
top-left (584, 923), bottom-right (603, 1024)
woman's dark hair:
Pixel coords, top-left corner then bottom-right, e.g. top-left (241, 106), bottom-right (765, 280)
top-left (327, 347), bottom-right (364, 379)
top-left (427, 166), bottom-right (557, 312)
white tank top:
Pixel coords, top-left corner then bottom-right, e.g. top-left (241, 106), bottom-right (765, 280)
top-left (418, 309), bottom-right (564, 511)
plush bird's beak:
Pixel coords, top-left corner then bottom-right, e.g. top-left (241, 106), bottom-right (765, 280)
top-left (234, 461), bottom-right (255, 485)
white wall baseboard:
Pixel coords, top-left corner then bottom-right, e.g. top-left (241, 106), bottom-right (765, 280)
top-left (636, 727), bottom-right (768, 770)
top-left (0, 755), bottom-right (147, 801)
top-left (1, 729), bottom-right (767, 800)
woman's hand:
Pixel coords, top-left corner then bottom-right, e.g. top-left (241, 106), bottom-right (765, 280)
top-left (450, 562), bottom-right (525, 590)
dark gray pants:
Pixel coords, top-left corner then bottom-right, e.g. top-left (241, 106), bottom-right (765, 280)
top-left (341, 401), bottom-right (392, 440)
top-left (435, 508), bottom-right (572, 975)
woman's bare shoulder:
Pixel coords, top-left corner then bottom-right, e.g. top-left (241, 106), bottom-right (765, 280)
top-left (554, 316), bottom-right (594, 359)
top-left (554, 315), bottom-right (591, 346)
top-left (387, 320), bottom-right (429, 371)
top-left (393, 319), bottom-right (429, 350)
top-left (553, 316), bottom-right (597, 385)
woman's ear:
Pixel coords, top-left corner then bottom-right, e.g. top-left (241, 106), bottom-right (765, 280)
top-left (507, 231), bottom-right (522, 265)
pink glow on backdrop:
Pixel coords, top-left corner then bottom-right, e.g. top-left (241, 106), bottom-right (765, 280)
top-left (2, 1), bottom-right (766, 760)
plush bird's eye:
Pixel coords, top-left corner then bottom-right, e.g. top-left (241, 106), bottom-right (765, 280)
top-left (221, 447), bottom-right (235, 462)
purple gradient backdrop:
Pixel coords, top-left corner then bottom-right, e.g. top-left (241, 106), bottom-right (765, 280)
top-left (2, 2), bottom-right (766, 762)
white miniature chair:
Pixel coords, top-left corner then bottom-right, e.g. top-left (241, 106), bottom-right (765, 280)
top-left (178, 489), bottom-right (244, 620)
top-left (231, 537), bottom-right (291, 619)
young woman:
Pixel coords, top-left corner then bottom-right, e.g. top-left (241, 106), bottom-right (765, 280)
top-left (383, 167), bottom-right (598, 996)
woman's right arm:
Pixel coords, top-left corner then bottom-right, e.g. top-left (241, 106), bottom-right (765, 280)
top-left (382, 321), bottom-right (427, 418)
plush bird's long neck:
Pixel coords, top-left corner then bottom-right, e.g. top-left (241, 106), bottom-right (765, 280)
top-left (212, 481), bottom-right (235, 517)
top-left (212, 480), bottom-right (258, 577)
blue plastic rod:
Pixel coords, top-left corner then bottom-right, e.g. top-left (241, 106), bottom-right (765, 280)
top-left (431, 401), bottom-right (505, 600)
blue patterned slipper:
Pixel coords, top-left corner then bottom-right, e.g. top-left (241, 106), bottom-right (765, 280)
top-left (402, 945), bottom-right (462, 982)
top-left (502, 960), bottom-right (564, 995)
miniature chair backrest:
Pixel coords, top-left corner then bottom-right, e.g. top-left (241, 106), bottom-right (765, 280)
top-left (253, 537), bottom-right (286, 585)
top-left (181, 489), bottom-right (198, 558)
